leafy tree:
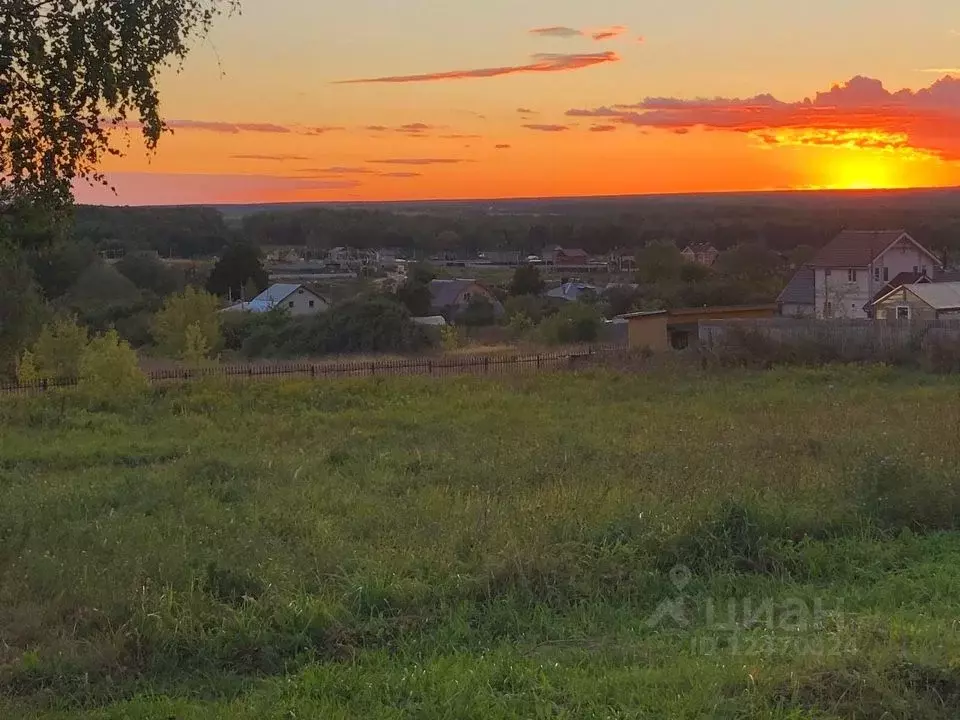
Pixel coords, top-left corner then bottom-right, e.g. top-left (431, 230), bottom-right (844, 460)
top-left (28, 240), bottom-right (99, 300)
top-left (503, 294), bottom-right (550, 324)
top-left (152, 287), bottom-right (221, 360)
top-left (182, 322), bottom-right (212, 366)
top-left (601, 286), bottom-right (641, 318)
top-left (539, 303), bottom-right (603, 345)
top-left (78, 330), bottom-right (148, 404)
top-left (318, 296), bottom-right (432, 354)
top-left (508, 264), bottom-right (545, 297)
top-left (396, 279), bottom-right (433, 316)
top-left (635, 241), bottom-right (684, 285)
top-left (0, 245), bottom-right (47, 377)
top-left (457, 297), bottom-right (497, 327)
top-left (679, 261), bottom-right (713, 284)
top-left (116, 252), bottom-right (184, 297)
top-left (206, 243), bottom-right (269, 300)
top-left (26, 317), bottom-right (89, 380)
top-left (396, 264), bottom-right (436, 316)
top-left (506, 312), bottom-right (535, 340)
top-left (1, 0), bottom-right (239, 204)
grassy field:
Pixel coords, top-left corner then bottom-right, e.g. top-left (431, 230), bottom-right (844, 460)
top-left (2, 366), bottom-right (960, 718)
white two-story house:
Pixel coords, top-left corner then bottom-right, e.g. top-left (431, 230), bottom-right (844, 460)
top-left (780, 230), bottom-right (943, 319)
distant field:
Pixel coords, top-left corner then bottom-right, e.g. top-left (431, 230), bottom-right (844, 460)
top-left (3, 367), bottom-right (960, 718)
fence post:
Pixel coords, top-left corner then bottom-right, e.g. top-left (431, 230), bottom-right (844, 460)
top-left (484, 357), bottom-right (489, 374)
top-left (370, 362), bottom-right (376, 376)
top-left (536, 354), bottom-right (541, 369)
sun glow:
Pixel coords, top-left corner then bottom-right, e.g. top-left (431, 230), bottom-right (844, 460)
top-left (821, 153), bottom-right (919, 190)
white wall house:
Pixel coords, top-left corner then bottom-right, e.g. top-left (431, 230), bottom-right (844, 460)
top-left (807, 231), bottom-right (942, 319)
top-left (220, 283), bottom-right (329, 316)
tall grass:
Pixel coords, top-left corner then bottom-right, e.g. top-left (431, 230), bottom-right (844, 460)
top-left (2, 366), bottom-right (960, 717)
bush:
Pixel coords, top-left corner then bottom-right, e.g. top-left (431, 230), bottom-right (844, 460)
top-left (503, 295), bottom-right (551, 324)
top-left (22, 317), bottom-right (89, 381)
top-left (506, 312), bottom-right (535, 340)
top-left (457, 297), bottom-right (497, 327)
top-left (538, 303), bottom-right (603, 345)
top-left (235, 295), bottom-right (435, 359)
top-left (152, 287), bottom-right (222, 360)
top-left (78, 330), bottom-right (149, 403)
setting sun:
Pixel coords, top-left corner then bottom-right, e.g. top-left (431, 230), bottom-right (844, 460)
top-left (815, 151), bottom-right (926, 191)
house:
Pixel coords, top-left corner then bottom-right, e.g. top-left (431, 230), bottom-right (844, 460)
top-left (411, 315), bottom-right (448, 327)
top-left (776, 267), bottom-right (815, 317)
top-left (622, 304), bottom-right (777, 351)
top-left (545, 282), bottom-right (598, 303)
top-left (428, 279), bottom-right (503, 319)
top-left (781, 230), bottom-right (942, 319)
top-left (551, 247), bottom-right (590, 267)
top-left (873, 282), bottom-right (960, 320)
top-left (220, 283), bottom-right (329, 315)
top-left (681, 243), bottom-right (719, 267)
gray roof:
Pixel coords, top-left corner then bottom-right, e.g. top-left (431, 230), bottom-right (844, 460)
top-left (221, 283), bottom-right (325, 313)
top-left (809, 230), bottom-right (942, 269)
top-left (546, 282), bottom-right (598, 301)
top-left (429, 279), bottom-right (476, 308)
top-left (412, 315), bottom-right (448, 326)
top-left (902, 282), bottom-right (960, 310)
top-left (777, 267), bottom-right (815, 305)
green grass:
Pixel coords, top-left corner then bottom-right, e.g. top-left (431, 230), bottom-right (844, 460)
top-left (3, 365), bottom-right (960, 718)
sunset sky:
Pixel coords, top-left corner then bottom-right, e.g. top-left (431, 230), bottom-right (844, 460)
top-left (75, 0), bottom-right (960, 205)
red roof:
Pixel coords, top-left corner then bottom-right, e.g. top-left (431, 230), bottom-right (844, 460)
top-left (809, 230), bottom-right (944, 269)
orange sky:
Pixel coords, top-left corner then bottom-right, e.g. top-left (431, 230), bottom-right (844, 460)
top-left (73, 1), bottom-right (960, 205)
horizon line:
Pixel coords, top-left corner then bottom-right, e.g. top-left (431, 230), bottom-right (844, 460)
top-left (76, 183), bottom-right (960, 210)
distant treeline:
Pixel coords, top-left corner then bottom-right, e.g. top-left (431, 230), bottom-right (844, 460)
top-left (70, 189), bottom-right (960, 262)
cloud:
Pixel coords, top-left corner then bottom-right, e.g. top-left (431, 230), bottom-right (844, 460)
top-left (153, 120), bottom-right (344, 136)
top-left (166, 120), bottom-right (292, 134)
top-left (381, 172), bottom-right (423, 178)
top-left (919, 68), bottom-right (960, 74)
top-left (367, 158), bottom-right (468, 165)
top-left (73, 173), bottom-right (361, 206)
top-left (592, 26), bottom-right (627, 41)
top-left (522, 123), bottom-right (570, 132)
top-left (495, 144), bottom-right (512, 149)
top-left (334, 51), bottom-right (619, 84)
top-left (517, 107), bottom-right (538, 115)
top-left (529, 26), bottom-right (583, 38)
top-left (440, 134), bottom-right (482, 139)
top-left (529, 25), bottom-right (630, 41)
top-left (566, 74), bottom-right (960, 160)
top-left (301, 166), bottom-right (378, 175)
top-left (231, 154), bottom-right (310, 162)
top-left (589, 124), bottom-right (618, 132)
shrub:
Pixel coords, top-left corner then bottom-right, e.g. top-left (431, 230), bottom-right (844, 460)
top-left (23, 317), bottom-right (89, 381)
top-left (507, 312), bottom-right (535, 340)
top-left (457, 297), bottom-right (497, 327)
top-left (78, 330), bottom-right (149, 403)
top-left (152, 287), bottom-right (222, 360)
top-left (440, 325), bottom-right (462, 350)
top-left (538, 303), bottom-right (603, 345)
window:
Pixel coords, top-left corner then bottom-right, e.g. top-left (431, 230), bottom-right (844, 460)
top-left (847, 269), bottom-right (857, 283)
top-left (883, 267), bottom-right (889, 282)
top-left (288, 301), bottom-right (294, 308)
top-left (913, 266), bottom-right (919, 273)
top-left (922, 265), bottom-right (928, 276)
top-left (825, 269), bottom-right (832, 277)
top-left (462, 292), bottom-right (472, 302)
top-left (896, 306), bottom-right (911, 320)
top-left (309, 300), bottom-right (315, 308)
top-left (874, 268), bottom-right (880, 282)
top-left (825, 301), bottom-right (833, 318)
